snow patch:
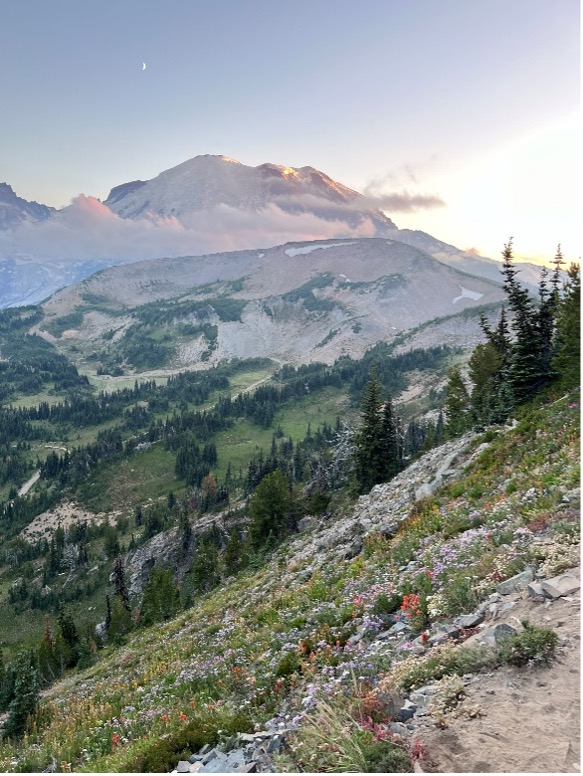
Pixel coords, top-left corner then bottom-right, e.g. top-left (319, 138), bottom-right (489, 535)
top-left (284, 241), bottom-right (356, 258)
top-left (452, 286), bottom-right (484, 304)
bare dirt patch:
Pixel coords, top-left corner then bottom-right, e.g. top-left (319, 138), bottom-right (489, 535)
top-left (21, 501), bottom-right (116, 542)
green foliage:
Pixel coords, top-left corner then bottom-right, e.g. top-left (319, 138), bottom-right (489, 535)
top-left (361, 739), bottom-right (413, 773)
top-left (140, 566), bottom-right (181, 627)
top-left (444, 365), bottom-right (471, 437)
top-left (371, 592), bottom-right (402, 617)
top-left (394, 644), bottom-right (497, 691)
top-left (2, 650), bottom-right (39, 740)
top-left (189, 539), bottom-right (221, 595)
top-left (121, 709), bottom-right (253, 773)
top-left (354, 370), bottom-right (401, 493)
top-left (45, 311), bottom-right (84, 337)
top-left (552, 263), bottom-right (580, 389)
top-left (108, 595), bottom-right (134, 645)
top-left (224, 528), bottom-right (248, 576)
top-left (248, 470), bottom-right (294, 549)
top-left (497, 620), bottom-right (558, 667)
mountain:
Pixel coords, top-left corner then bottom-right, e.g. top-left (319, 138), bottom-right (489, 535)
top-left (103, 154), bottom-right (397, 233)
top-left (391, 228), bottom-right (543, 289)
top-left (0, 182), bottom-right (55, 229)
top-left (0, 157), bottom-right (549, 308)
top-left (38, 237), bottom-right (506, 373)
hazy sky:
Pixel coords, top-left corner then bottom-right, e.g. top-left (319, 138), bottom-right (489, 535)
top-left (1, 0), bottom-right (580, 263)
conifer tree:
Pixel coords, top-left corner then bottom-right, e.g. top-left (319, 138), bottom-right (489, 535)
top-left (3, 650), bottom-right (39, 739)
top-left (113, 555), bottom-right (131, 613)
top-left (224, 527), bottom-right (248, 576)
top-left (500, 240), bottom-right (545, 403)
top-left (444, 365), bottom-right (471, 437)
top-left (552, 263), bottom-right (580, 388)
top-left (248, 469), bottom-right (294, 548)
top-left (354, 370), bottom-right (385, 492)
top-left (190, 539), bottom-right (221, 593)
top-left (140, 566), bottom-right (181, 626)
top-left (354, 370), bottom-right (403, 492)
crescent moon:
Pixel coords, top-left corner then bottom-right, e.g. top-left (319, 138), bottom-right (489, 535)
top-left (142, 62), bottom-right (147, 71)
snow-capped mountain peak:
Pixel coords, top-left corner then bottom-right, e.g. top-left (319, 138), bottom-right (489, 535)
top-left (103, 154), bottom-right (397, 231)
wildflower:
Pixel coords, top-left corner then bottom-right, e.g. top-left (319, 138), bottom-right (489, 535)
top-left (179, 712), bottom-right (188, 721)
top-left (162, 714), bottom-right (168, 722)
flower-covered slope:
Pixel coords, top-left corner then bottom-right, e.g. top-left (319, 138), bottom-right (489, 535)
top-left (0, 392), bottom-right (579, 772)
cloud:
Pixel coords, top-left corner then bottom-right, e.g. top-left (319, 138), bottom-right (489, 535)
top-left (0, 194), bottom-right (378, 266)
top-left (360, 190), bottom-right (446, 213)
top-left (361, 166), bottom-right (446, 212)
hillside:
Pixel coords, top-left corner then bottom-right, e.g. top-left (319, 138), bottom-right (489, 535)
top-left (36, 238), bottom-right (506, 373)
top-left (0, 389), bottom-right (579, 772)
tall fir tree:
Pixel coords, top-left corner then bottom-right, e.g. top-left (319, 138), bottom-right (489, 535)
top-left (2, 650), bottom-right (39, 740)
top-left (500, 240), bottom-right (546, 403)
top-left (552, 263), bottom-right (580, 388)
top-left (444, 365), bottom-right (471, 437)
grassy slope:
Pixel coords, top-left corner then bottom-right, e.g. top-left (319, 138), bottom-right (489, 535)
top-left (0, 389), bottom-right (578, 772)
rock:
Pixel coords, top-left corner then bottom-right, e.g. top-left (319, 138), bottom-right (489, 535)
top-left (189, 764), bottom-right (204, 773)
top-left (455, 612), bottom-right (485, 628)
top-left (496, 568), bottom-right (535, 595)
top-left (561, 487), bottom-right (581, 504)
top-left (199, 753), bottom-right (230, 773)
top-left (541, 573), bottom-right (580, 599)
top-left (389, 620), bottom-right (410, 635)
top-left (465, 623), bottom-right (517, 648)
top-left (267, 734), bottom-right (284, 754)
top-left (298, 516), bottom-right (318, 533)
top-left (428, 624), bottom-right (460, 646)
top-left (344, 539), bottom-right (363, 559)
top-left (236, 733), bottom-right (255, 744)
top-left (199, 745), bottom-right (212, 756)
top-left (397, 700), bottom-right (417, 722)
top-left (376, 629), bottom-right (391, 640)
top-left (201, 748), bottom-right (219, 765)
top-left (225, 750), bottom-right (245, 769)
top-left (527, 581), bottom-right (545, 598)
top-left (177, 762), bottom-right (191, 773)
top-left (238, 764), bottom-right (257, 773)
top-left (388, 721), bottom-right (410, 736)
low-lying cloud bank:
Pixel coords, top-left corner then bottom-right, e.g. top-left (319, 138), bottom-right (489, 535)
top-left (0, 195), bottom-right (381, 266)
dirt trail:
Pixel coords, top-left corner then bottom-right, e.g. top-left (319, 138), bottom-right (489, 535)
top-left (417, 579), bottom-right (580, 773)
top-left (18, 470), bottom-right (40, 496)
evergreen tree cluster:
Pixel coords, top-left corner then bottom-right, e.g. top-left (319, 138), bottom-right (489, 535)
top-left (444, 242), bottom-right (580, 434)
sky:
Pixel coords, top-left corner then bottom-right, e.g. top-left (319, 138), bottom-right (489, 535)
top-left (0, 0), bottom-right (580, 264)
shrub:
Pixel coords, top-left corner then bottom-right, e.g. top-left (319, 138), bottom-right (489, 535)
top-left (371, 592), bottom-right (402, 617)
top-left (391, 643), bottom-right (496, 691)
top-left (121, 709), bottom-right (253, 772)
top-left (362, 739), bottom-right (413, 773)
top-left (497, 620), bottom-right (558, 667)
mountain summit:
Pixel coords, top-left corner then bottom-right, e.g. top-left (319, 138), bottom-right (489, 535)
top-left (103, 154), bottom-right (397, 232)
top-left (0, 182), bottom-right (55, 230)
